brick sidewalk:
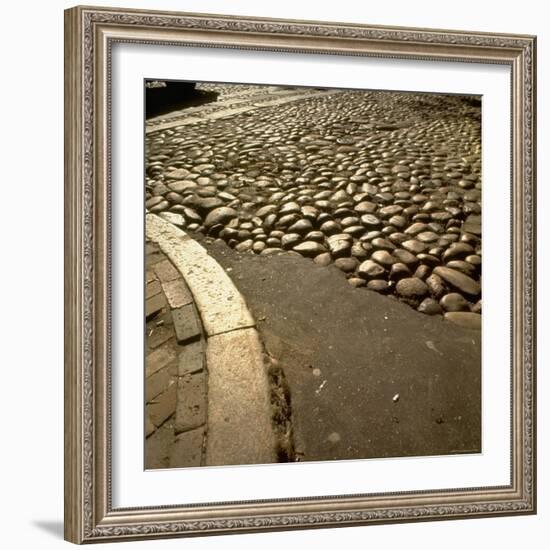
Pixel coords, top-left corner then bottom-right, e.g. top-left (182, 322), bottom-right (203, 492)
top-left (145, 240), bottom-right (208, 469)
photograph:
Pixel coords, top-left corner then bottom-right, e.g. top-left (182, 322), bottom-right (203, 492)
top-left (144, 81), bottom-right (483, 470)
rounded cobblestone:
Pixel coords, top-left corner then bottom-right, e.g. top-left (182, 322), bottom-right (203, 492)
top-left (147, 86), bottom-right (481, 317)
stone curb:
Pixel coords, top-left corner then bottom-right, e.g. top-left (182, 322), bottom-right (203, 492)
top-left (146, 213), bottom-right (254, 337)
top-left (146, 213), bottom-right (277, 466)
top-left (206, 328), bottom-right (276, 466)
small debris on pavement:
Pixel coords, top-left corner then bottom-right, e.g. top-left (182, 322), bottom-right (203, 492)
top-left (315, 380), bottom-right (327, 395)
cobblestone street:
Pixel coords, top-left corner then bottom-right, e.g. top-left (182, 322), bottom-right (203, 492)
top-left (146, 84), bottom-right (481, 323)
top-left (145, 83), bottom-right (482, 467)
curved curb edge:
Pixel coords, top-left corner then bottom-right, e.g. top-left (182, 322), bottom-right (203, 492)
top-left (146, 213), bottom-right (277, 466)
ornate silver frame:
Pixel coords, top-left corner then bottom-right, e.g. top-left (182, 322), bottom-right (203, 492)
top-left (64, 5), bottom-right (537, 544)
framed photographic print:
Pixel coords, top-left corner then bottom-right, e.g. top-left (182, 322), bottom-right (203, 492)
top-left (64, 5), bottom-right (537, 544)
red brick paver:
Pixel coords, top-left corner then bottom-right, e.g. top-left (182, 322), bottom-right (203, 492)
top-left (145, 240), bottom-right (208, 469)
